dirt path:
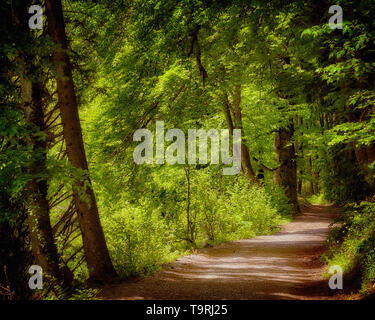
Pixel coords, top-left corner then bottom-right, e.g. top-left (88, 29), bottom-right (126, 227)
top-left (100, 204), bottom-right (337, 300)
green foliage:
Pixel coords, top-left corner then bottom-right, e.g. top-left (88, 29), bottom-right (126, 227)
top-left (89, 148), bottom-right (287, 279)
top-left (182, 174), bottom-right (286, 247)
top-left (304, 193), bottom-right (327, 205)
top-left (323, 201), bottom-right (375, 294)
top-left (103, 204), bottom-right (175, 278)
top-left (217, 180), bottom-right (284, 240)
top-left (316, 143), bottom-right (372, 203)
top-left (0, 0), bottom-right (37, 299)
top-left (67, 288), bottom-right (99, 300)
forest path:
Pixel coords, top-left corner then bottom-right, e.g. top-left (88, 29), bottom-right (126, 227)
top-left (99, 204), bottom-right (337, 300)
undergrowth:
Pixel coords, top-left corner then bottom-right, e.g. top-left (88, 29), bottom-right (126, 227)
top-left (322, 201), bottom-right (375, 296)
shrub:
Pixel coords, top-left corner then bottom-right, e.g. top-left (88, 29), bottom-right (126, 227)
top-left (103, 204), bottom-right (175, 278)
top-left (323, 201), bottom-right (375, 294)
top-left (189, 176), bottom-right (285, 246)
top-left (99, 171), bottom-right (287, 278)
top-left (219, 180), bottom-right (283, 240)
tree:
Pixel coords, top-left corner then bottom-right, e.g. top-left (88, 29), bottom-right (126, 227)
top-left (274, 124), bottom-right (299, 214)
top-left (21, 74), bottom-right (74, 289)
top-left (1, 0), bottom-right (74, 297)
top-left (45, 0), bottom-right (117, 281)
top-left (222, 89), bottom-right (258, 183)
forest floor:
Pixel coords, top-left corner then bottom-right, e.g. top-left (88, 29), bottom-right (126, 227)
top-left (99, 204), bottom-right (341, 300)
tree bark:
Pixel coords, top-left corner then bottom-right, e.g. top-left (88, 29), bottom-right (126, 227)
top-left (274, 124), bottom-right (300, 214)
top-left (222, 90), bottom-right (258, 183)
top-left (45, 0), bottom-right (117, 281)
top-left (295, 117), bottom-right (303, 195)
top-left (22, 77), bottom-right (73, 289)
top-left (184, 165), bottom-right (194, 244)
top-left (309, 156), bottom-right (315, 195)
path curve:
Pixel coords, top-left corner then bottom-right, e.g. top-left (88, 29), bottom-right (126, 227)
top-left (100, 204), bottom-right (337, 300)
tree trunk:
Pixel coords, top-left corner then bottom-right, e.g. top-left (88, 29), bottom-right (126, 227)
top-left (295, 117), bottom-right (303, 195)
top-left (298, 178), bottom-right (302, 195)
top-left (309, 156), bottom-right (315, 195)
top-left (274, 125), bottom-right (300, 214)
top-left (45, 0), bottom-right (117, 281)
top-left (22, 77), bottom-right (73, 289)
top-left (184, 165), bottom-right (194, 244)
top-left (222, 90), bottom-right (257, 183)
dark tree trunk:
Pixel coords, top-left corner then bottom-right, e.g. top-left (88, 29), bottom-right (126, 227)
top-left (309, 157), bottom-right (315, 195)
top-left (22, 77), bottom-right (73, 289)
top-left (274, 125), bottom-right (300, 214)
top-left (184, 165), bottom-right (195, 244)
top-left (45, 0), bottom-right (117, 281)
top-left (295, 117), bottom-right (303, 195)
top-left (298, 179), bottom-right (302, 195)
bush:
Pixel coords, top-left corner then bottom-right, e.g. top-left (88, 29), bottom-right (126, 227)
top-left (103, 204), bottom-right (176, 278)
top-left (100, 174), bottom-right (287, 279)
top-left (219, 180), bottom-right (284, 240)
top-left (186, 176), bottom-right (285, 247)
top-left (323, 201), bottom-right (375, 294)
top-left (317, 143), bottom-right (372, 203)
